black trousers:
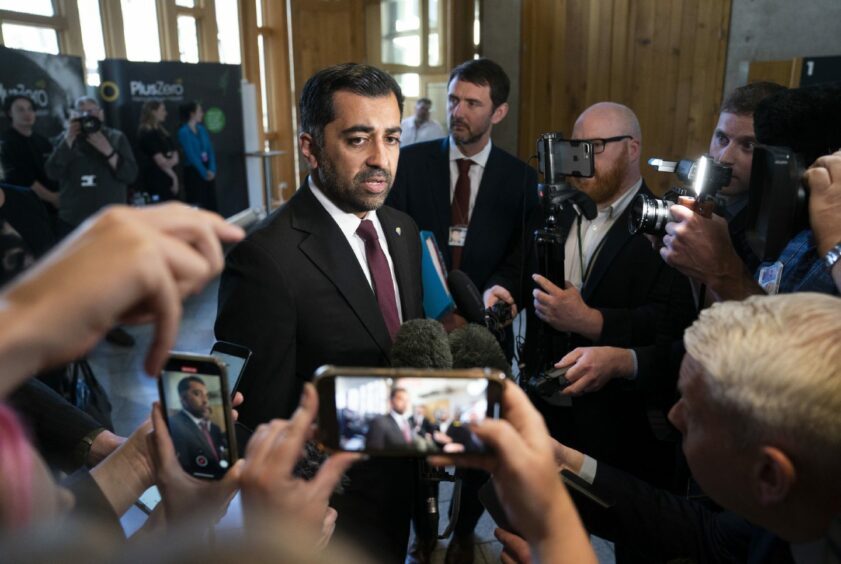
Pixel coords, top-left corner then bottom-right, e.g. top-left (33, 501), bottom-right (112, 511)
top-left (184, 166), bottom-right (218, 212)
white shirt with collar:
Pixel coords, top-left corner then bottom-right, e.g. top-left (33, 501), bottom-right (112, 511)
top-left (563, 178), bottom-right (643, 288)
top-left (182, 409), bottom-right (206, 429)
top-left (448, 138), bottom-right (493, 222)
top-left (400, 117), bottom-right (446, 147)
top-left (308, 177), bottom-right (403, 323)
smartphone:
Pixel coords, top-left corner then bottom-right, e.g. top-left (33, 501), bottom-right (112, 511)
top-left (537, 133), bottom-right (595, 182)
top-left (158, 353), bottom-right (238, 479)
top-left (210, 341), bottom-right (252, 395)
top-left (315, 366), bottom-right (505, 457)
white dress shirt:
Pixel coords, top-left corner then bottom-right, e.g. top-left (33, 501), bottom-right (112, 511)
top-left (400, 117), bottom-right (446, 147)
top-left (448, 138), bottom-right (493, 222)
top-left (309, 178), bottom-right (403, 323)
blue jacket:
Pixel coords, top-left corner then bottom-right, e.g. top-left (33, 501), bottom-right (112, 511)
top-left (178, 123), bottom-right (216, 177)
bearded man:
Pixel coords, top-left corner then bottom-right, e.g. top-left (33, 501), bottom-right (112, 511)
top-left (487, 102), bottom-right (695, 491)
top-left (215, 63), bottom-right (424, 563)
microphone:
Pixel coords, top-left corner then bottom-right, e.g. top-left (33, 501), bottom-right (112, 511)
top-left (391, 318), bottom-right (453, 369)
top-left (447, 270), bottom-right (486, 324)
top-left (449, 323), bottom-right (512, 379)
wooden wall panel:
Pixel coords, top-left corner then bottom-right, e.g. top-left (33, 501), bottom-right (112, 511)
top-left (518, 0), bottom-right (731, 194)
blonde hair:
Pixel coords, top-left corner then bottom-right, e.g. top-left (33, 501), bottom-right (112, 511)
top-left (684, 293), bottom-right (841, 468)
top-left (138, 100), bottom-right (169, 135)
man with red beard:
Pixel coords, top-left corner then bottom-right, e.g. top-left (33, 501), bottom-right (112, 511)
top-left (487, 102), bottom-right (695, 494)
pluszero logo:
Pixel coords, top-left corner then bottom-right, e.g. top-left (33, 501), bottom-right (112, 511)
top-left (99, 81), bottom-right (120, 103)
top-left (0, 83), bottom-right (49, 108)
top-left (129, 80), bottom-right (185, 102)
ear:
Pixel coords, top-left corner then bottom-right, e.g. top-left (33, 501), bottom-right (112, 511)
top-left (752, 446), bottom-right (796, 506)
top-left (299, 132), bottom-right (319, 169)
top-left (628, 137), bottom-right (642, 162)
top-left (490, 102), bottom-right (509, 125)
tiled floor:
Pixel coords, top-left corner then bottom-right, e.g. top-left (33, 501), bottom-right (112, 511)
top-left (90, 277), bottom-right (615, 563)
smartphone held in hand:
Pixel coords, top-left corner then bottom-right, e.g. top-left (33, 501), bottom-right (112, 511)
top-left (314, 366), bottom-right (505, 457)
top-left (158, 353), bottom-right (238, 479)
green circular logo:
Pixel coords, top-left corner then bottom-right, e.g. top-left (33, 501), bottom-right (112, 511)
top-left (204, 107), bottom-right (226, 133)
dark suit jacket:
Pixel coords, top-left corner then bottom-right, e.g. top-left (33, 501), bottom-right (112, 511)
top-left (570, 462), bottom-right (794, 563)
top-left (516, 183), bottom-right (696, 483)
top-left (215, 182), bottom-right (424, 563)
top-left (366, 414), bottom-right (412, 450)
top-left (169, 410), bottom-right (227, 477)
top-left (387, 137), bottom-right (538, 292)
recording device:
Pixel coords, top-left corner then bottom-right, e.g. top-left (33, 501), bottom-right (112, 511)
top-left (527, 133), bottom-right (597, 397)
top-left (448, 269), bottom-right (513, 342)
top-left (73, 111), bottom-right (102, 135)
top-left (746, 145), bottom-right (809, 262)
top-left (314, 366), bottom-right (504, 457)
top-left (449, 324), bottom-right (512, 378)
top-left (629, 155), bottom-right (732, 235)
top-left (158, 353), bottom-right (238, 480)
top-left (209, 341), bottom-right (252, 395)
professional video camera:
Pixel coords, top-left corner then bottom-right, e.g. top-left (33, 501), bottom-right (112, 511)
top-left (628, 155), bottom-right (732, 235)
top-left (525, 133), bottom-right (596, 398)
top-left (73, 111), bottom-right (102, 135)
top-left (746, 145), bottom-right (809, 262)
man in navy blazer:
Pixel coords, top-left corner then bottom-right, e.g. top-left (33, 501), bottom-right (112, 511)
top-left (216, 64), bottom-right (424, 563)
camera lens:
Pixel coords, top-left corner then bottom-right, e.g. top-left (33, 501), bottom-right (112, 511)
top-left (629, 194), bottom-right (673, 235)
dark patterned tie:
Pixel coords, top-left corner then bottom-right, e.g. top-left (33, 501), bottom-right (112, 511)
top-left (356, 219), bottom-right (401, 340)
top-left (450, 158), bottom-right (474, 270)
top-left (200, 420), bottom-right (219, 460)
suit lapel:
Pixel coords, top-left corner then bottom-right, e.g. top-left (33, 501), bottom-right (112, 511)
top-left (292, 184), bottom-right (392, 356)
top-left (430, 138), bottom-right (454, 266)
top-left (463, 145), bottom-right (503, 263)
top-left (179, 411), bottom-right (213, 452)
top-left (379, 207), bottom-right (414, 322)
top-left (582, 183), bottom-right (648, 301)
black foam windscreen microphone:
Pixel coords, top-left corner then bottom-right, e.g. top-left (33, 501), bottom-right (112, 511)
top-left (391, 318), bottom-right (453, 369)
top-left (448, 269), bottom-right (486, 324)
top-left (449, 323), bottom-right (512, 379)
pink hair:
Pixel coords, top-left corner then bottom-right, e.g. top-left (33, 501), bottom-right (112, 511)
top-left (0, 403), bottom-right (33, 528)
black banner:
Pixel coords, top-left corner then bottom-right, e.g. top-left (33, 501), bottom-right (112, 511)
top-left (0, 46), bottom-right (85, 139)
top-left (98, 59), bottom-right (248, 216)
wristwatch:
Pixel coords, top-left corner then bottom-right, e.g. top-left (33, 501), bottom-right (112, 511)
top-left (824, 242), bottom-right (841, 271)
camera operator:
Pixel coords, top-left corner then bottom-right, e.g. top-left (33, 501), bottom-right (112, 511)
top-left (660, 84), bottom-right (841, 301)
top-left (805, 149), bottom-right (841, 292)
top-left (45, 96), bottom-right (137, 239)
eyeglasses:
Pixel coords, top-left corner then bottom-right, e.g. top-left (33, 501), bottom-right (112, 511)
top-left (584, 135), bottom-right (633, 154)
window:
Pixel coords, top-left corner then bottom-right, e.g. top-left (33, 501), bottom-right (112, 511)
top-left (215, 0), bottom-right (241, 65)
top-left (77, 0), bottom-right (106, 85)
top-left (122, 0), bottom-right (161, 61)
top-left (1, 22), bottom-right (58, 54)
top-left (177, 15), bottom-right (199, 63)
top-left (0, 0), bottom-right (53, 17)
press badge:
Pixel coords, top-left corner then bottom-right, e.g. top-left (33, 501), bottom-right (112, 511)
top-left (449, 226), bottom-right (468, 247)
top-left (758, 261), bottom-right (784, 295)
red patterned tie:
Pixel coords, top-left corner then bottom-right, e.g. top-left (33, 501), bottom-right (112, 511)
top-left (200, 420), bottom-right (219, 460)
top-left (450, 158), bottom-right (474, 270)
top-left (356, 219), bottom-right (401, 340)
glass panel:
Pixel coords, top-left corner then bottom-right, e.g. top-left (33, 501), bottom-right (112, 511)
top-left (394, 72), bottom-right (420, 98)
top-left (255, 0), bottom-right (263, 28)
top-left (215, 0), bottom-right (241, 65)
top-left (175, 0), bottom-right (195, 6)
top-left (0, 23), bottom-right (59, 54)
top-left (428, 32), bottom-right (439, 67)
top-left (177, 15), bottom-right (200, 63)
top-left (122, 0), bottom-right (161, 61)
top-left (428, 0), bottom-right (438, 29)
top-left (382, 34), bottom-right (420, 67)
top-left (77, 0), bottom-right (106, 86)
top-left (473, 0), bottom-right (481, 47)
top-left (257, 33), bottom-right (269, 134)
top-left (0, 0), bottom-right (54, 16)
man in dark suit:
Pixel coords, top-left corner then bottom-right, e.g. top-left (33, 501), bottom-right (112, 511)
top-left (387, 58), bottom-right (537, 563)
top-left (488, 102), bottom-right (694, 488)
top-left (366, 387), bottom-right (414, 450)
top-left (387, 57), bottom-right (538, 330)
top-left (169, 376), bottom-right (227, 477)
top-left (215, 63), bottom-right (424, 563)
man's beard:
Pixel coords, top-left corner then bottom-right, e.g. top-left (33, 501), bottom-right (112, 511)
top-left (449, 116), bottom-right (490, 147)
top-left (570, 145), bottom-right (628, 205)
top-left (315, 152), bottom-right (392, 214)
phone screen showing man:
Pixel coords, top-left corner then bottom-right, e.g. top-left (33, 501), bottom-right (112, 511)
top-left (159, 365), bottom-right (234, 479)
top-left (335, 376), bottom-right (494, 455)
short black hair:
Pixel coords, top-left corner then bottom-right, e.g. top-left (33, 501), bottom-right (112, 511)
top-left (3, 94), bottom-right (35, 118)
top-left (720, 81), bottom-right (786, 116)
top-left (178, 375), bottom-right (205, 395)
top-left (390, 387), bottom-right (408, 400)
top-left (299, 63), bottom-right (404, 148)
top-left (416, 97), bottom-right (432, 106)
top-left (448, 58), bottom-right (510, 109)
top-left (179, 101), bottom-right (200, 122)
top-left (754, 82), bottom-right (841, 165)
